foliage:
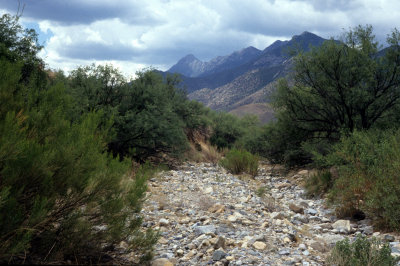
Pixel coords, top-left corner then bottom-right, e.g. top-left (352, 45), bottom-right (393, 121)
top-left (66, 66), bottom-right (192, 162)
top-left (304, 170), bottom-right (333, 198)
top-left (0, 15), bottom-right (158, 264)
top-left (210, 112), bottom-right (246, 150)
top-left (220, 149), bottom-right (258, 176)
top-left (242, 114), bottom-right (312, 167)
top-left (0, 13), bottom-right (44, 82)
top-left (327, 129), bottom-right (400, 230)
top-left (209, 112), bottom-right (262, 154)
top-left (256, 186), bottom-right (269, 198)
top-left (275, 25), bottom-right (400, 141)
top-left (327, 235), bottom-right (398, 266)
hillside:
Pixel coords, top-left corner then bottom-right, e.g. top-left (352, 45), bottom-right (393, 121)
top-left (163, 31), bottom-right (326, 123)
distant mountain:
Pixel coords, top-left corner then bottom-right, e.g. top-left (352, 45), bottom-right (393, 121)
top-left (168, 54), bottom-right (204, 77)
top-left (168, 47), bottom-right (262, 78)
top-left (163, 31), bottom-right (327, 123)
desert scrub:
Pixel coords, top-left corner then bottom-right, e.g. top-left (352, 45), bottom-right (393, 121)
top-left (327, 130), bottom-right (400, 229)
top-left (256, 186), bottom-right (269, 198)
top-left (219, 149), bottom-right (259, 176)
top-left (304, 170), bottom-right (333, 198)
top-left (327, 235), bottom-right (399, 266)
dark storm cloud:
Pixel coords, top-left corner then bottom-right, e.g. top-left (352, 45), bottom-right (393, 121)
top-left (290, 0), bottom-right (361, 11)
top-left (1, 0), bottom-right (159, 25)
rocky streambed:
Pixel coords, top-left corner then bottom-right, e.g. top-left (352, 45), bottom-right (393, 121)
top-left (140, 162), bottom-right (400, 266)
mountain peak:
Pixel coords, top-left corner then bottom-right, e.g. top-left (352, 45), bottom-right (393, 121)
top-left (168, 54), bottom-right (204, 77)
top-left (179, 54), bottom-right (200, 62)
top-left (292, 31), bottom-right (321, 40)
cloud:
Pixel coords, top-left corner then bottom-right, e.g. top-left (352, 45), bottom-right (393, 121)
top-left (2, 0), bottom-right (159, 25)
top-left (2, 0), bottom-right (400, 76)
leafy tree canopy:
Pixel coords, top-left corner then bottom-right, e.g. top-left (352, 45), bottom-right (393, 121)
top-left (275, 25), bottom-right (400, 141)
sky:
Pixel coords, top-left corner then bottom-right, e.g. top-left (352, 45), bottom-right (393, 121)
top-left (1, 0), bottom-right (399, 77)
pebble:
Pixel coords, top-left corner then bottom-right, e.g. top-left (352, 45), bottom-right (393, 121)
top-left (133, 162), bottom-right (399, 266)
top-left (253, 241), bottom-right (267, 250)
top-left (194, 225), bottom-right (216, 236)
top-left (152, 258), bottom-right (174, 266)
top-left (212, 250), bottom-right (227, 261)
top-left (159, 218), bottom-right (170, 226)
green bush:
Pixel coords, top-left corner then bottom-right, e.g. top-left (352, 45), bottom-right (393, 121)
top-left (327, 235), bottom-right (398, 266)
top-left (327, 129), bottom-right (400, 230)
top-left (304, 170), bottom-right (333, 198)
top-left (0, 14), bottom-right (158, 263)
top-left (210, 112), bottom-right (245, 150)
top-left (256, 186), bottom-right (269, 198)
top-left (0, 72), bottom-right (158, 263)
top-left (219, 149), bottom-right (258, 176)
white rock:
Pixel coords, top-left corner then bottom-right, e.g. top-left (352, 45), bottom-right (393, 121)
top-left (159, 218), bottom-right (170, 226)
top-left (228, 215), bottom-right (237, 222)
top-left (204, 187), bottom-right (213, 194)
top-left (253, 241), bottom-right (267, 250)
top-left (332, 220), bottom-right (351, 233)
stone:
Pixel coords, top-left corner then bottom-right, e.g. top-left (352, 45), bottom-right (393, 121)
top-left (118, 241), bottom-right (128, 249)
top-left (183, 250), bottom-right (197, 260)
top-left (322, 235), bottom-right (345, 247)
top-left (179, 217), bottom-right (191, 224)
top-left (310, 241), bottom-right (328, 253)
top-left (160, 253), bottom-right (174, 259)
top-left (289, 203), bottom-right (304, 214)
top-left (271, 212), bottom-right (286, 220)
top-left (292, 213), bottom-right (309, 224)
top-left (142, 162), bottom-right (390, 266)
top-left (306, 208), bottom-right (318, 215)
top-left (279, 248), bottom-right (291, 255)
top-left (253, 241), bottom-right (267, 250)
top-left (204, 187), bottom-right (213, 194)
top-left (151, 258), bottom-right (174, 266)
top-left (298, 170), bottom-right (309, 176)
top-left (261, 221), bottom-right (269, 228)
top-left (159, 218), bottom-right (169, 226)
top-left (212, 250), bottom-right (227, 261)
top-left (158, 237), bottom-right (168, 244)
top-left (275, 182), bottom-right (291, 189)
top-left (176, 249), bottom-right (184, 256)
top-left (362, 225), bottom-right (374, 235)
top-left (194, 225), bottom-right (216, 235)
top-left (384, 234), bottom-right (395, 242)
top-left (228, 215), bottom-right (237, 222)
top-left (208, 204), bottom-right (225, 213)
top-left (200, 239), bottom-right (211, 248)
top-left (215, 236), bottom-right (226, 249)
top-left (253, 234), bottom-right (266, 242)
top-left (332, 220), bottom-right (351, 234)
top-left (298, 243), bottom-right (307, 250)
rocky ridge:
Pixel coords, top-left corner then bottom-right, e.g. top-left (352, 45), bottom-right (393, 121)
top-left (141, 162), bottom-right (400, 265)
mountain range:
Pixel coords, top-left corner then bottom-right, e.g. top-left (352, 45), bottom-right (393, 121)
top-left (162, 31), bottom-right (327, 123)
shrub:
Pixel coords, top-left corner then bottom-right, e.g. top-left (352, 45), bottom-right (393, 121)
top-left (327, 129), bottom-right (400, 230)
top-left (210, 112), bottom-right (245, 150)
top-left (304, 170), bottom-right (333, 198)
top-left (327, 235), bottom-right (399, 266)
top-left (0, 59), bottom-right (158, 264)
top-left (256, 186), bottom-right (269, 198)
top-left (245, 117), bottom-right (312, 167)
top-left (219, 149), bottom-right (258, 177)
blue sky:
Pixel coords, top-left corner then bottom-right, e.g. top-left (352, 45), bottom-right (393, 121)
top-left (1, 0), bottom-right (399, 77)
